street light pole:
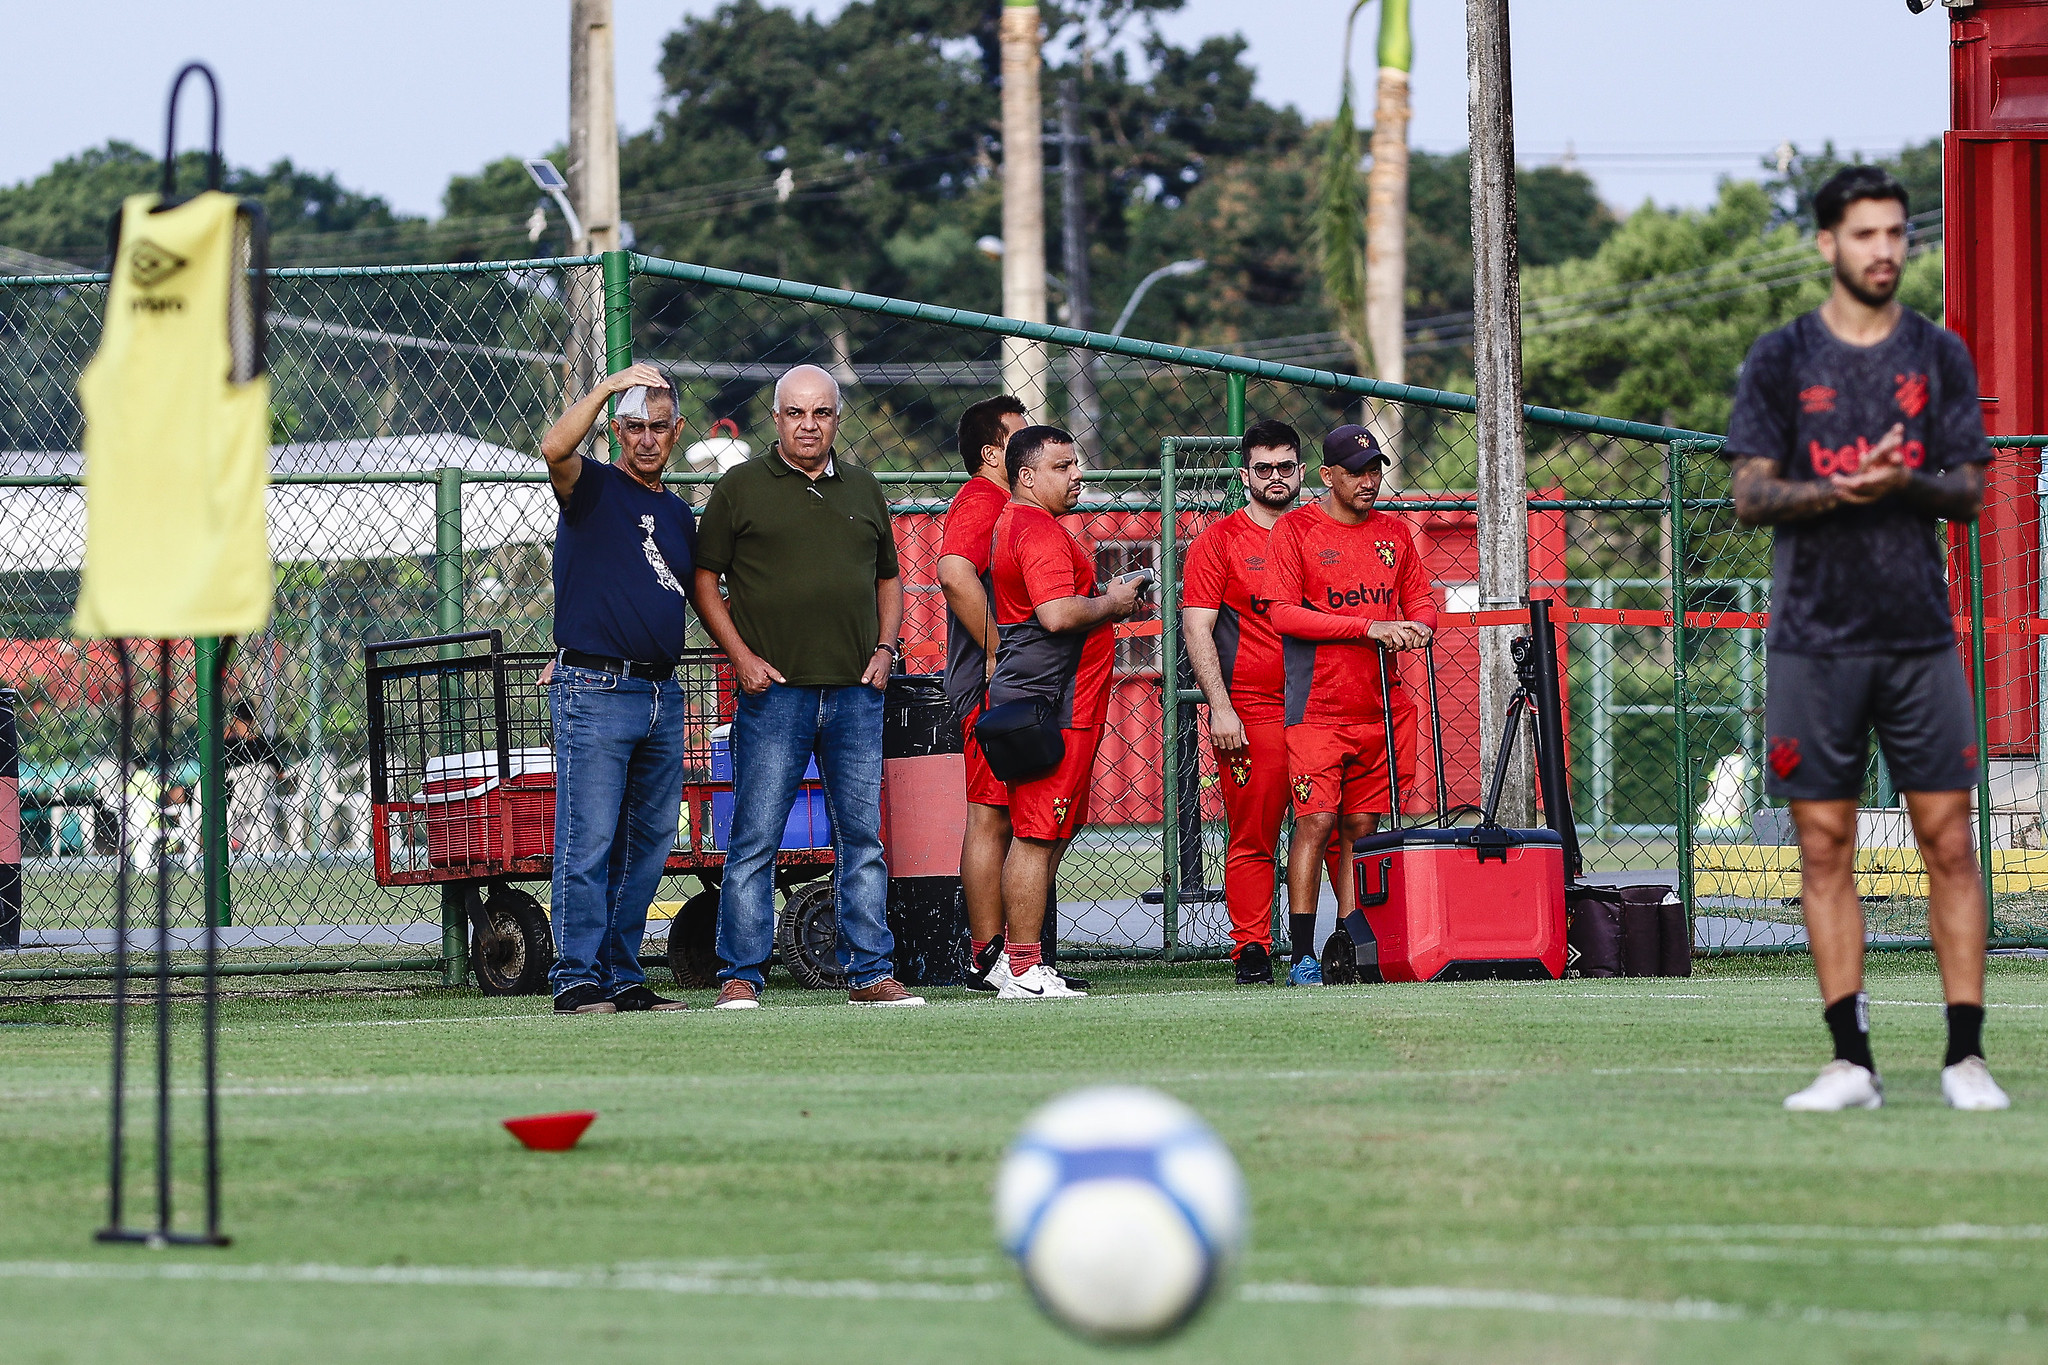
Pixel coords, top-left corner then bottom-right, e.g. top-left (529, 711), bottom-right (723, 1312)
top-left (1108, 259), bottom-right (1205, 339)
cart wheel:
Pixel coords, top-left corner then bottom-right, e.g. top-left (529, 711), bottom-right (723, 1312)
top-left (472, 885), bottom-right (554, 996)
top-left (775, 881), bottom-right (848, 991)
top-left (666, 889), bottom-right (723, 989)
top-left (1321, 929), bottom-right (1360, 986)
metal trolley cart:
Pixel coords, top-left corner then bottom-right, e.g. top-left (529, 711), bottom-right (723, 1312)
top-left (365, 631), bottom-right (838, 994)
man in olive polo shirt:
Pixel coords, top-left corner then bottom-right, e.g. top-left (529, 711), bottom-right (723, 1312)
top-left (692, 364), bottom-right (919, 1007)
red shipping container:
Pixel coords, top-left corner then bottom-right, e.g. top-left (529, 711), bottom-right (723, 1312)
top-left (422, 748), bottom-right (556, 867)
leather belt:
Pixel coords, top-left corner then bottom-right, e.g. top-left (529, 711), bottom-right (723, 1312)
top-left (557, 649), bottom-right (676, 682)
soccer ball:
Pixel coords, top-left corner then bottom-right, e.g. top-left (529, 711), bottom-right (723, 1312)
top-left (994, 1086), bottom-right (1246, 1342)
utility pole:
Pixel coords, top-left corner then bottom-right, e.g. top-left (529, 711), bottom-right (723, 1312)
top-left (567, 0), bottom-right (620, 411)
top-left (1467, 0), bottom-right (1534, 827)
top-left (1057, 79), bottom-right (1099, 458)
top-left (999, 0), bottom-right (1050, 410)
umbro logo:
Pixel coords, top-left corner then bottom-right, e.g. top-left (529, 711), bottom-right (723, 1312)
top-left (1317, 548), bottom-right (1342, 566)
top-left (128, 239), bottom-right (188, 289)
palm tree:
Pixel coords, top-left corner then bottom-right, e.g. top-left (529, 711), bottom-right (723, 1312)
top-left (1315, 0), bottom-right (1413, 480)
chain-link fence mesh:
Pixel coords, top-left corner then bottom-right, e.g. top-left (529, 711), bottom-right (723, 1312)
top-left (5, 252), bottom-right (2041, 981)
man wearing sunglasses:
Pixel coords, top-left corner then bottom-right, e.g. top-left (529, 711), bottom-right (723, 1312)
top-left (1182, 419), bottom-right (1341, 985)
top-left (536, 362), bottom-right (698, 1014)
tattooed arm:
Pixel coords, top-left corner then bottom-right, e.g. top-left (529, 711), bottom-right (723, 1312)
top-left (1888, 463), bottom-right (1985, 522)
top-left (1729, 456), bottom-right (1840, 527)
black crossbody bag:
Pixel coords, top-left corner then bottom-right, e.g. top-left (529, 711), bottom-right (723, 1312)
top-left (972, 520), bottom-right (1070, 783)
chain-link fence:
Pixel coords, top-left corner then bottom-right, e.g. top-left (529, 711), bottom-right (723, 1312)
top-left (5, 250), bottom-right (2041, 982)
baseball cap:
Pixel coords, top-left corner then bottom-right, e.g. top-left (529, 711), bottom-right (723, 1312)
top-left (1321, 424), bottom-right (1389, 472)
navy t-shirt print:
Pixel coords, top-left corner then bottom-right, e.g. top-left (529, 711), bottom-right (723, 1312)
top-left (551, 458), bottom-right (697, 663)
top-left (1724, 307), bottom-right (1991, 656)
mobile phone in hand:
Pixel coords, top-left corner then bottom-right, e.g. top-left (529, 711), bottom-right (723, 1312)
top-left (1119, 569), bottom-right (1158, 598)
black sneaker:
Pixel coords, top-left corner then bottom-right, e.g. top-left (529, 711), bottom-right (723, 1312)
top-left (554, 983), bottom-right (616, 1014)
top-left (966, 936), bottom-right (1006, 993)
top-left (1055, 970), bottom-right (1091, 992)
top-left (1234, 942), bottom-right (1274, 985)
top-left (609, 984), bottom-right (688, 1012)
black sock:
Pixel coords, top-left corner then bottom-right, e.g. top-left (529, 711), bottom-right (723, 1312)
top-left (1945, 1003), bottom-right (1985, 1067)
top-left (1289, 913), bottom-right (1318, 963)
top-left (1824, 992), bottom-right (1876, 1072)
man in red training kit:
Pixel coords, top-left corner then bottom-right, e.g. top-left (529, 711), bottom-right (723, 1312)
top-left (987, 425), bottom-right (1141, 999)
top-left (937, 394), bottom-right (1029, 991)
top-left (1266, 425), bottom-right (1435, 983)
top-left (1182, 418), bottom-right (1347, 984)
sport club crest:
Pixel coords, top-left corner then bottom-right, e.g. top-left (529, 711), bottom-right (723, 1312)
top-left (1292, 775), bottom-right (1315, 806)
top-left (1768, 736), bottom-right (1801, 780)
top-left (1894, 372), bottom-right (1929, 419)
top-left (1227, 755), bottom-right (1252, 787)
top-left (1375, 542), bottom-right (1397, 568)
top-left (1051, 797), bottom-right (1072, 825)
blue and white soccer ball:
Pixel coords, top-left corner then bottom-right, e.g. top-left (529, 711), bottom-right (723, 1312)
top-left (995, 1085), bottom-right (1247, 1342)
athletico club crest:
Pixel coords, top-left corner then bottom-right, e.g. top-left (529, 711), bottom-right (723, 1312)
top-left (1768, 736), bottom-right (1801, 780)
top-left (1895, 372), bottom-right (1929, 419)
top-left (1052, 797), bottom-right (1072, 825)
top-left (1228, 756), bottom-right (1252, 787)
top-left (1292, 776), bottom-right (1315, 805)
top-left (1375, 542), bottom-right (1397, 568)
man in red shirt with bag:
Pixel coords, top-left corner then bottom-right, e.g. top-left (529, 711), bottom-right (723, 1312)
top-left (985, 425), bottom-right (1141, 999)
top-left (1267, 425), bottom-right (1437, 982)
top-left (936, 394), bottom-right (1029, 990)
top-left (1182, 418), bottom-right (1345, 985)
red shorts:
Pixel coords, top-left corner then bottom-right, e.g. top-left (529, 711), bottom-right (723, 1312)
top-left (1007, 726), bottom-right (1101, 841)
top-left (1286, 708), bottom-right (1417, 817)
top-left (959, 704), bottom-right (1009, 808)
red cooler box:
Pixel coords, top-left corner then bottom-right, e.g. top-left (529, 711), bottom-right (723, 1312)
top-left (422, 747), bottom-right (556, 866)
top-left (1351, 825), bottom-right (1567, 982)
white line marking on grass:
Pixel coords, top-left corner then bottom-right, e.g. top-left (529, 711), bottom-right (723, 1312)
top-left (2, 1262), bottom-right (2030, 1334)
top-left (1789, 998), bottom-right (2043, 1010)
top-left (1240, 1283), bottom-right (2033, 1334)
top-left (1570, 1224), bottom-right (2048, 1243)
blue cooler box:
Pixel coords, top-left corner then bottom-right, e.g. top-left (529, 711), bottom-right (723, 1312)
top-left (707, 729), bottom-right (832, 850)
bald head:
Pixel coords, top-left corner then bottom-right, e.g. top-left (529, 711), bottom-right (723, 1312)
top-left (773, 364), bottom-right (844, 470)
top-left (773, 364), bottom-right (842, 413)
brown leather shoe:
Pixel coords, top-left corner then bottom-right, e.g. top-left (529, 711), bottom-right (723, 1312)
top-left (714, 979), bottom-right (760, 1010)
top-left (848, 977), bottom-right (926, 1008)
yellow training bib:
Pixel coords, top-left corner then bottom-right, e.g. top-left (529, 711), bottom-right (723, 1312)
top-left (73, 190), bottom-right (272, 638)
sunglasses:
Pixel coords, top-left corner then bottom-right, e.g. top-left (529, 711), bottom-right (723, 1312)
top-left (1248, 460), bottom-right (1300, 478)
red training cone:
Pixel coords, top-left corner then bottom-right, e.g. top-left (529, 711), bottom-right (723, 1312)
top-left (502, 1110), bottom-right (597, 1151)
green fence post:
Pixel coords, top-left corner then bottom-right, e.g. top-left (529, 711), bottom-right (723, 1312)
top-left (435, 466), bottom-right (466, 987)
top-left (1159, 439), bottom-right (1181, 962)
top-left (1968, 520), bottom-right (1996, 932)
top-left (602, 250), bottom-right (635, 462)
top-left (194, 637), bottom-right (229, 928)
top-left (1669, 442), bottom-right (1694, 929)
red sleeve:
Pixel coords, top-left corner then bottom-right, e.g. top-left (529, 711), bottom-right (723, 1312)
top-left (1265, 516), bottom-right (1370, 642)
top-left (1181, 522), bottom-right (1227, 610)
top-left (939, 484), bottom-right (1002, 572)
top-left (1396, 525), bottom-right (1437, 628)
top-left (1018, 516), bottom-right (1086, 608)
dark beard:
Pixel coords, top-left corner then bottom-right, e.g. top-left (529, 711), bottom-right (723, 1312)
top-left (1248, 485), bottom-right (1297, 512)
top-left (1836, 257), bottom-right (1899, 309)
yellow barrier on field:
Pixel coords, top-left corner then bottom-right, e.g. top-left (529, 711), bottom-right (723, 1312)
top-left (1693, 844), bottom-right (2048, 898)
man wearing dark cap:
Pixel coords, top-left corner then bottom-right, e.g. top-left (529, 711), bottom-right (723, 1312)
top-left (1265, 425), bottom-right (1436, 983)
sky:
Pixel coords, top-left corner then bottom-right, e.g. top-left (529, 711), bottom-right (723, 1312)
top-left (1, 1), bottom-right (1952, 221)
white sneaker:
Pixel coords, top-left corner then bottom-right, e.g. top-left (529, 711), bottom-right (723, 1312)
top-left (996, 963), bottom-right (1088, 1000)
top-left (1784, 1060), bottom-right (1883, 1111)
top-left (1941, 1057), bottom-right (2012, 1111)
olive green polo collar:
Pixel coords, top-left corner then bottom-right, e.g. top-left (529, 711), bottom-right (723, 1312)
top-left (769, 443), bottom-right (838, 480)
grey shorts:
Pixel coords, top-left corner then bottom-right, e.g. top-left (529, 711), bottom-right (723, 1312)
top-left (1763, 647), bottom-right (1979, 801)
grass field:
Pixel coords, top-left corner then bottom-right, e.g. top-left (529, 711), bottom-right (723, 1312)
top-left (6, 955), bottom-right (2048, 1364)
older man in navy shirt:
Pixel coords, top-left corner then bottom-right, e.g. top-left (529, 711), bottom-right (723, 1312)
top-left (538, 362), bottom-right (698, 1014)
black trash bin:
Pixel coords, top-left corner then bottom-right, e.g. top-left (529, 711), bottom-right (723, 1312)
top-left (881, 674), bottom-right (970, 986)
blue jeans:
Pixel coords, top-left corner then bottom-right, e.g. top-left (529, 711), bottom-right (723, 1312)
top-left (717, 683), bottom-right (891, 990)
top-left (547, 666), bottom-right (688, 997)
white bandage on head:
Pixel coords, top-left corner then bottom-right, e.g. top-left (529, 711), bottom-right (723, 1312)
top-left (617, 385), bottom-right (652, 419)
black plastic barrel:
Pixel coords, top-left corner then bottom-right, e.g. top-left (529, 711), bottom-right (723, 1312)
top-left (882, 675), bottom-right (970, 985)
